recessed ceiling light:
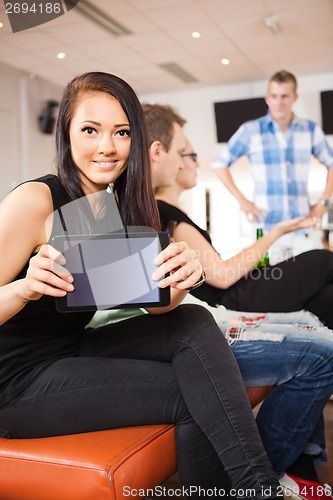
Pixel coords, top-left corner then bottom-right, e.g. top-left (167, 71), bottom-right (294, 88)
top-left (221, 58), bottom-right (230, 65)
top-left (0, 23), bottom-right (4, 29)
top-left (57, 52), bottom-right (66, 60)
top-left (191, 31), bottom-right (201, 39)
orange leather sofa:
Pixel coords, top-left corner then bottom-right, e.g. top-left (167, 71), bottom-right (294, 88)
top-left (0, 424), bottom-right (176, 500)
top-left (0, 386), bottom-right (270, 500)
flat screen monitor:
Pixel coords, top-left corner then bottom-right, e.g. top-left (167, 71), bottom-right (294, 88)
top-left (320, 90), bottom-right (333, 135)
top-left (214, 97), bottom-right (268, 143)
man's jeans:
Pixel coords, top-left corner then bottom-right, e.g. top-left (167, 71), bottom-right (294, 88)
top-left (222, 311), bottom-right (333, 476)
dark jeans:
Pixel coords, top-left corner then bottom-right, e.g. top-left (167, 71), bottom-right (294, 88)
top-left (0, 305), bottom-right (280, 499)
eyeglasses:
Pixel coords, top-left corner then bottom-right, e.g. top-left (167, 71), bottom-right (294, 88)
top-left (181, 153), bottom-right (198, 162)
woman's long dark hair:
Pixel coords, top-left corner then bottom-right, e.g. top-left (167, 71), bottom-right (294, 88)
top-left (55, 72), bottom-right (160, 231)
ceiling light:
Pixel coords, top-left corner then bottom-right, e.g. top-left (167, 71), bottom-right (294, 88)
top-left (65, 0), bottom-right (132, 36)
top-left (221, 58), bottom-right (230, 65)
top-left (57, 52), bottom-right (66, 60)
top-left (0, 22), bottom-right (4, 29)
top-left (191, 31), bottom-right (201, 39)
top-left (159, 63), bottom-right (198, 83)
top-left (263, 15), bottom-right (280, 34)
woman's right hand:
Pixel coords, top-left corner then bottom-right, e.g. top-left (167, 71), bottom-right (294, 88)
top-left (18, 244), bottom-right (74, 302)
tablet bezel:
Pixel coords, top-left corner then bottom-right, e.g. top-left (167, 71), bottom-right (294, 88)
top-left (51, 232), bottom-right (170, 312)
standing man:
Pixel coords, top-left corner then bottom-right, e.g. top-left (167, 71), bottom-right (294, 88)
top-left (211, 69), bottom-right (333, 262)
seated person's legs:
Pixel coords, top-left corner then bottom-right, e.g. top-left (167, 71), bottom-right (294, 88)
top-left (221, 322), bottom-right (333, 478)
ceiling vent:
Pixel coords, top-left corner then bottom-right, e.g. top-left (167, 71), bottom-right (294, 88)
top-left (159, 63), bottom-right (198, 83)
top-left (66, 0), bottom-right (132, 36)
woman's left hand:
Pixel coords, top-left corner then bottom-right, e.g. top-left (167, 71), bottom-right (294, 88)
top-left (273, 215), bottom-right (319, 236)
top-left (152, 241), bottom-right (202, 290)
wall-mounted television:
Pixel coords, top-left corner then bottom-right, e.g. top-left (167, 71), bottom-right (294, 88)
top-left (320, 90), bottom-right (333, 135)
top-left (214, 97), bottom-right (268, 143)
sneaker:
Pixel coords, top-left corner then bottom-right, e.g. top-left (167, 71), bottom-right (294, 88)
top-left (279, 473), bottom-right (333, 500)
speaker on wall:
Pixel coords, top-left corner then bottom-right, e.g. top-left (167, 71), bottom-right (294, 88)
top-left (38, 100), bottom-right (59, 134)
top-left (320, 90), bottom-right (333, 135)
top-left (214, 97), bottom-right (268, 143)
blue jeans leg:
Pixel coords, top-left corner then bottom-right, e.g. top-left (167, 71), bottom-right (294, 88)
top-left (223, 323), bottom-right (333, 476)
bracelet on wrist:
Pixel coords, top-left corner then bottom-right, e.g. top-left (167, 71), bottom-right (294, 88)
top-left (187, 266), bottom-right (206, 291)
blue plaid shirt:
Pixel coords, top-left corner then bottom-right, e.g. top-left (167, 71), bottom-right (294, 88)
top-left (211, 113), bottom-right (333, 228)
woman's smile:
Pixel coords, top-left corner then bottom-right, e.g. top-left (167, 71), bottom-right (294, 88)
top-left (93, 159), bottom-right (118, 169)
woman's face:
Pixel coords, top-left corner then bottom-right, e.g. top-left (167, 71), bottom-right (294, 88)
top-left (69, 90), bottom-right (131, 194)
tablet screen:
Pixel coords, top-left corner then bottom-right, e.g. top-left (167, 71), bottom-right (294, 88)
top-left (52, 232), bottom-right (170, 312)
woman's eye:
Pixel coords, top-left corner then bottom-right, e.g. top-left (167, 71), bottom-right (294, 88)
top-left (117, 129), bottom-right (131, 137)
top-left (82, 127), bottom-right (96, 135)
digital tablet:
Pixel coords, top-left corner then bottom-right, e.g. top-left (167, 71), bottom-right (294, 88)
top-left (51, 232), bottom-right (170, 312)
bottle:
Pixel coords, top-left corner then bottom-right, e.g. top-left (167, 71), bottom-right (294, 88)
top-left (255, 227), bottom-right (270, 268)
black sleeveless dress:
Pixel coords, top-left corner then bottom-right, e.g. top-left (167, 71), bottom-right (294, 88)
top-left (0, 175), bottom-right (94, 408)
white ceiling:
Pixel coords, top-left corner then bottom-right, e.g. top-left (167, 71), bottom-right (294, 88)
top-left (0, 0), bottom-right (333, 94)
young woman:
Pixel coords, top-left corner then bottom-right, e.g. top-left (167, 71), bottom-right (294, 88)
top-left (154, 135), bottom-right (333, 498)
top-left (0, 72), bottom-right (282, 498)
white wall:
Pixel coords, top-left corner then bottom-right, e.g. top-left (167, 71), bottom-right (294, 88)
top-left (0, 65), bottom-right (21, 203)
top-left (141, 72), bottom-right (333, 256)
top-left (0, 61), bottom-right (63, 201)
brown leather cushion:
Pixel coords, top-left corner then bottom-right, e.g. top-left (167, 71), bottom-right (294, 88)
top-left (0, 424), bottom-right (176, 500)
top-left (247, 386), bottom-right (273, 408)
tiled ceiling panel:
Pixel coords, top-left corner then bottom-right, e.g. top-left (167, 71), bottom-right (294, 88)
top-left (0, 0), bottom-right (332, 93)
